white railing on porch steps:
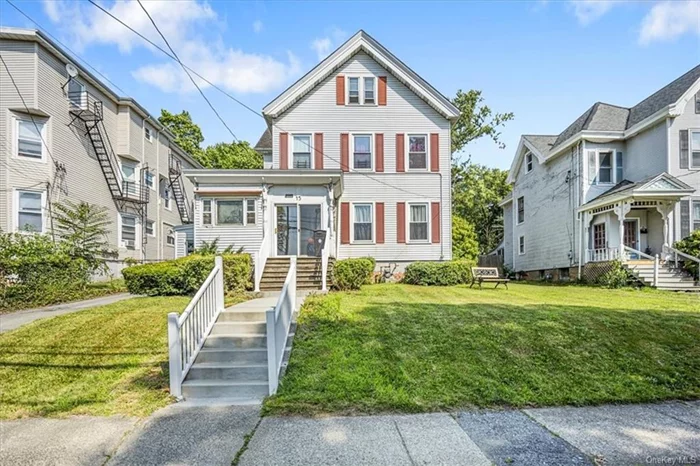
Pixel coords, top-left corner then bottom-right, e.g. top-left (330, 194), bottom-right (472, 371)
top-left (254, 238), bottom-right (270, 292)
top-left (663, 245), bottom-right (700, 282)
top-left (168, 256), bottom-right (224, 398)
top-left (266, 256), bottom-right (297, 395)
top-left (622, 245), bottom-right (659, 286)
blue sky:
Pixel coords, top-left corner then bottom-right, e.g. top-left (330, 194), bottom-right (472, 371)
top-left (2, 0), bottom-right (699, 169)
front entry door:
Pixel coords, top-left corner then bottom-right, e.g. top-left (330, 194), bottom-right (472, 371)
top-left (275, 204), bottom-right (322, 256)
top-left (623, 220), bottom-right (638, 258)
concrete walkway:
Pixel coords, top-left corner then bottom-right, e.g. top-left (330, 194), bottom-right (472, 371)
top-left (0, 293), bottom-right (133, 333)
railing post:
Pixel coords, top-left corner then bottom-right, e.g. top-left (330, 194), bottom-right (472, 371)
top-left (653, 254), bottom-right (659, 287)
top-left (168, 312), bottom-right (182, 398)
top-left (254, 254), bottom-right (261, 293)
top-left (215, 255), bottom-right (224, 311)
top-left (266, 308), bottom-right (278, 395)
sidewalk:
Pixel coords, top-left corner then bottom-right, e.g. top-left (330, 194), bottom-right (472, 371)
top-left (0, 293), bottom-right (133, 333)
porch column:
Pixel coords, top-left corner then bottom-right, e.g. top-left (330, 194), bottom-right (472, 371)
top-left (582, 211), bottom-right (592, 265)
top-left (261, 183), bottom-right (269, 239)
top-left (655, 201), bottom-right (674, 248)
top-left (326, 183), bottom-right (335, 255)
top-left (614, 201), bottom-right (631, 259)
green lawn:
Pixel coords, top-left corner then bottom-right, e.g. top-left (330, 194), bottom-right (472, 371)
top-left (265, 283), bottom-right (700, 415)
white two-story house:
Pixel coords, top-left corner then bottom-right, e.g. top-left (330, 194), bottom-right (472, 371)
top-left (0, 28), bottom-right (200, 273)
top-left (502, 65), bottom-right (700, 290)
top-left (185, 30), bottom-right (459, 291)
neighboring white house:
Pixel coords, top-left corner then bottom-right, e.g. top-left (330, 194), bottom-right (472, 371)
top-left (185, 30), bottom-right (460, 291)
top-left (0, 28), bottom-right (199, 273)
top-left (502, 65), bottom-right (700, 288)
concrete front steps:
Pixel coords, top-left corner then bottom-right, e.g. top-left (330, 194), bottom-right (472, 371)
top-left (180, 297), bottom-right (296, 403)
top-left (260, 257), bottom-right (334, 291)
top-left (625, 261), bottom-right (700, 291)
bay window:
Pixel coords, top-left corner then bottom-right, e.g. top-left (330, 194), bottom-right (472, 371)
top-left (353, 204), bottom-right (373, 242)
top-left (353, 134), bottom-right (372, 170)
top-left (409, 203), bottom-right (428, 241)
top-left (408, 135), bottom-right (427, 170)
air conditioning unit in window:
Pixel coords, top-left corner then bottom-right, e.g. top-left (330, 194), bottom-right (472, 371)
top-left (124, 240), bottom-right (135, 249)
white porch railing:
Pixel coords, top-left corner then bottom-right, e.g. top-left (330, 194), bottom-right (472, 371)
top-left (663, 245), bottom-right (700, 281)
top-left (168, 256), bottom-right (225, 398)
top-left (586, 247), bottom-right (620, 262)
top-left (254, 238), bottom-right (271, 292)
top-left (620, 244), bottom-right (655, 261)
top-left (266, 256), bottom-right (297, 395)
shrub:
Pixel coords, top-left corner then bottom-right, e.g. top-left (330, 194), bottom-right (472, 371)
top-left (333, 257), bottom-right (375, 291)
top-left (402, 260), bottom-right (475, 286)
top-left (122, 254), bottom-right (252, 296)
top-left (674, 230), bottom-right (700, 277)
top-left (596, 260), bottom-right (632, 289)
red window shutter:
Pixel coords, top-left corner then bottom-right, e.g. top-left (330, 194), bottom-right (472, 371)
top-left (430, 133), bottom-right (439, 172)
top-left (376, 202), bottom-right (385, 244)
top-left (340, 133), bottom-right (349, 172)
top-left (279, 132), bottom-right (288, 170)
top-left (431, 202), bottom-right (440, 244)
top-left (378, 76), bottom-right (387, 106)
top-left (397, 202), bottom-right (406, 243)
top-left (375, 133), bottom-right (384, 172)
top-left (396, 133), bottom-right (405, 172)
top-left (341, 202), bottom-right (350, 244)
top-left (336, 75), bottom-right (345, 105)
top-left (314, 133), bottom-right (324, 170)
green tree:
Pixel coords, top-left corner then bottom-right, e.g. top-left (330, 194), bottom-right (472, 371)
top-left (450, 89), bottom-right (514, 156)
top-left (452, 162), bottom-right (511, 254)
top-left (52, 200), bottom-right (115, 275)
top-left (201, 141), bottom-right (263, 169)
top-left (452, 215), bottom-right (479, 261)
top-left (158, 109), bottom-right (204, 159)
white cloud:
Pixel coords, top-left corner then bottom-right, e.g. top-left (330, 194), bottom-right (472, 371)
top-left (42, 0), bottom-right (300, 94)
top-left (253, 20), bottom-right (263, 33)
top-left (570, 0), bottom-right (617, 25)
top-left (639, 0), bottom-right (700, 44)
top-left (310, 27), bottom-right (347, 61)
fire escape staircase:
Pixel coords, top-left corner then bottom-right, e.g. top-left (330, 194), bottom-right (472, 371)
top-left (67, 89), bottom-right (150, 248)
top-left (168, 154), bottom-right (192, 224)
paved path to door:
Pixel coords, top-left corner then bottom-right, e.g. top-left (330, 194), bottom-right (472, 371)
top-left (0, 293), bottom-right (133, 333)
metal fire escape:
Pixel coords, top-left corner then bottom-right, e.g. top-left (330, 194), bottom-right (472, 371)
top-left (67, 89), bottom-right (149, 250)
top-left (168, 153), bottom-right (192, 224)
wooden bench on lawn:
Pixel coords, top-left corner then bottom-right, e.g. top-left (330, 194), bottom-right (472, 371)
top-left (470, 267), bottom-right (509, 289)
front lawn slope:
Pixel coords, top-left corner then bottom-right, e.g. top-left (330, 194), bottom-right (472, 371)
top-left (265, 284), bottom-right (700, 415)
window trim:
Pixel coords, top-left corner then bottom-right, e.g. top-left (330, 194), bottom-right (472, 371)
top-left (246, 199), bottom-right (257, 226)
top-left (692, 198), bottom-right (700, 231)
top-left (405, 134), bottom-right (429, 172)
top-left (202, 199), bottom-right (213, 226)
top-left (118, 213), bottom-right (139, 249)
top-left (144, 126), bottom-right (153, 143)
top-left (689, 130), bottom-right (700, 169)
top-left (164, 222), bottom-right (175, 247)
top-left (351, 133), bottom-right (373, 171)
top-left (205, 197), bottom-right (258, 227)
top-left (161, 177), bottom-right (172, 211)
top-left (144, 169), bottom-right (155, 191)
top-left (350, 202), bottom-right (375, 244)
top-left (516, 196), bottom-right (525, 225)
top-left (345, 75), bottom-right (378, 106)
top-left (592, 221), bottom-right (607, 250)
top-left (14, 189), bottom-right (46, 233)
top-left (589, 149), bottom-right (620, 185)
top-left (145, 219), bottom-right (156, 237)
top-left (14, 116), bottom-right (48, 163)
top-left (289, 133), bottom-right (313, 170)
top-left (407, 201), bottom-right (431, 243)
top-left (518, 235), bottom-right (525, 255)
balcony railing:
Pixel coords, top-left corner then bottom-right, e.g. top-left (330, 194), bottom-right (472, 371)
top-left (120, 181), bottom-right (150, 204)
top-left (587, 247), bottom-right (620, 262)
top-left (67, 90), bottom-right (103, 120)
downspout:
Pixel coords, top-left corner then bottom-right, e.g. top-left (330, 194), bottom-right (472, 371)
top-left (439, 172), bottom-right (444, 260)
top-left (156, 125), bottom-right (165, 260)
top-left (141, 116), bottom-right (147, 261)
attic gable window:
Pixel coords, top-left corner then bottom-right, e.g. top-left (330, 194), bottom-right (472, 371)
top-left (525, 153), bottom-right (533, 173)
top-left (696, 91), bottom-right (700, 114)
top-left (345, 76), bottom-right (376, 105)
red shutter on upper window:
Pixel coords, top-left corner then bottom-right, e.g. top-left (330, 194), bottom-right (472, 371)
top-left (375, 133), bottom-right (384, 172)
top-left (396, 133), bottom-right (405, 172)
top-left (340, 133), bottom-right (349, 172)
top-left (397, 202), bottom-right (406, 243)
top-left (341, 202), bottom-right (350, 244)
top-left (279, 132), bottom-right (288, 170)
top-left (430, 133), bottom-right (439, 172)
top-left (376, 202), bottom-right (385, 244)
top-left (378, 76), bottom-right (387, 106)
top-left (431, 202), bottom-right (440, 244)
top-left (336, 75), bottom-right (345, 105)
top-left (314, 133), bottom-right (324, 170)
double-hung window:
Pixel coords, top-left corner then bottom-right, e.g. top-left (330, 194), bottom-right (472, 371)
top-left (120, 214), bottom-right (136, 248)
top-left (246, 199), bottom-right (256, 225)
top-left (693, 200), bottom-right (700, 231)
top-left (292, 135), bottom-right (311, 169)
top-left (518, 236), bottom-right (525, 255)
top-left (517, 196), bottom-right (525, 224)
top-left (217, 200), bottom-right (244, 225)
top-left (526, 153), bottom-right (533, 172)
top-left (363, 77), bottom-right (375, 104)
top-left (691, 131), bottom-right (700, 168)
top-left (598, 151), bottom-right (613, 184)
top-left (146, 220), bottom-right (155, 237)
top-left (409, 203), bottom-right (428, 241)
top-left (166, 228), bottom-right (175, 246)
top-left (17, 120), bottom-right (44, 160)
top-left (353, 134), bottom-right (372, 170)
top-left (353, 204), bottom-right (373, 242)
top-left (144, 170), bottom-right (154, 190)
top-left (17, 191), bottom-right (43, 232)
top-left (202, 200), bottom-right (213, 225)
top-left (348, 77), bottom-right (360, 104)
top-left (144, 127), bottom-right (153, 142)
top-left (408, 135), bottom-right (427, 170)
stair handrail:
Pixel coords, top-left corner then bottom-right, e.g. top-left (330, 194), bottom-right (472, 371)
top-left (168, 256), bottom-right (225, 398)
top-left (321, 230), bottom-right (330, 291)
top-left (265, 256), bottom-right (297, 395)
top-left (663, 245), bottom-right (700, 281)
top-left (95, 118), bottom-right (126, 196)
top-left (621, 244), bottom-right (655, 262)
top-left (254, 237), bottom-right (270, 292)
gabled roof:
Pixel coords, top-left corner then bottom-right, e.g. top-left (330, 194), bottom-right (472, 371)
top-left (523, 135), bottom-right (557, 157)
top-left (552, 102), bottom-right (629, 149)
top-left (580, 172), bottom-right (695, 211)
top-left (263, 30), bottom-right (460, 121)
top-left (254, 128), bottom-right (271, 151)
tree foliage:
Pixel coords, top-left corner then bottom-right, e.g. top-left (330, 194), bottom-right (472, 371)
top-left (452, 162), bottom-right (511, 254)
top-left (158, 109), bottom-right (204, 159)
top-left (451, 215), bottom-right (479, 261)
top-left (674, 230), bottom-right (700, 277)
top-left (450, 89), bottom-right (514, 156)
top-left (201, 142), bottom-right (263, 169)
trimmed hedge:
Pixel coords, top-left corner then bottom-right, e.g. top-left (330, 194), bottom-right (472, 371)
top-left (402, 260), bottom-right (475, 286)
top-left (333, 257), bottom-right (375, 291)
top-left (122, 254), bottom-right (252, 296)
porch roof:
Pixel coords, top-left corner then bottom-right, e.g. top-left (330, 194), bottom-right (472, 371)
top-left (183, 169), bottom-right (344, 197)
top-left (578, 172), bottom-right (694, 212)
